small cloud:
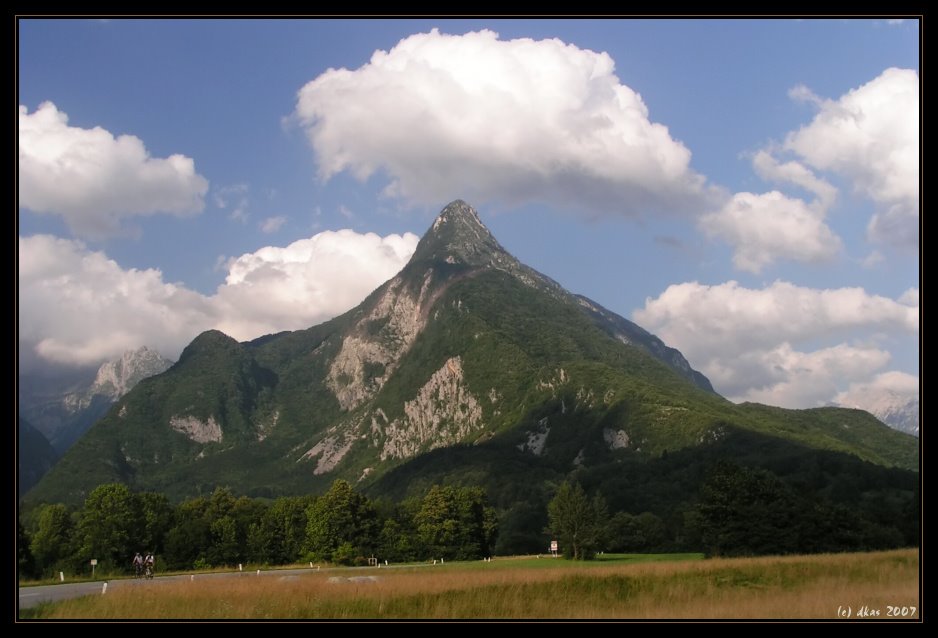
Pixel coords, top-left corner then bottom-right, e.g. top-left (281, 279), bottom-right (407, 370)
top-left (260, 215), bottom-right (287, 234)
top-left (214, 183), bottom-right (250, 223)
top-left (213, 183), bottom-right (248, 209)
top-left (699, 190), bottom-right (842, 273)
top-left (338, 204), bottom-right (355, 220)
top-left (752, 150), bottom-right (837, 211)
top-left (653, 235), bottom-right (684, 249)
top-left (886, 19), bottom-right (905, 25)
top-left (229, 207), bottom-right (248, 223)
top-left (898, 287), bottom-right (919, 306)
top-left (862, 250), bottom-right (885, 269)
top-left (787, 84), bottom-right (823, 106)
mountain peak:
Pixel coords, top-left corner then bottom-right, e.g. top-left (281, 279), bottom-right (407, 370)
top-left (89, 346), bottom-right (172, 401)
top-left (409, 200), bottom-right (510, 268)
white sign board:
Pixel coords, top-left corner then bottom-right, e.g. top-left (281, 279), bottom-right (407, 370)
top-left (550, 541), bottom-right (558, 552)
top-left (90, 559), bottom-right (98, 566)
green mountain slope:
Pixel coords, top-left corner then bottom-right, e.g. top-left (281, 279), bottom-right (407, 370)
top-left (26, 201), bottom-right (917, 510)
top-left (18, 418), bottom-right (59, 496)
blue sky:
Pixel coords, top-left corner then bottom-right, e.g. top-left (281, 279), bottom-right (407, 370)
top-left (18, 18), bottom-right (919, 411)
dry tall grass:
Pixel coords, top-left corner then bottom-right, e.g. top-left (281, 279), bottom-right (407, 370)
top-left (30, 549), bottom-right (919, 620)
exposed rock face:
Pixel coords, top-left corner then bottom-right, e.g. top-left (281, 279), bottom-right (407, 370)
top-left (327, 277), bottom-right (429, 411)
top-left (65, 346), bottom-right (172, 412)
top-left (603, 428), bottom-right (630, 450)
top-left (518, 417), bottom-right (550, 456)
top-left (379, 356), bottom-right (484, 460)
top-left (301, 429), bottom-right (357, 475)
top-left (169, 415), bottom-right (222, 443)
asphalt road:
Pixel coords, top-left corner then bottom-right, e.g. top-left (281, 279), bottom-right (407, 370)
top-left (18, 563), bottom-right (429, 611)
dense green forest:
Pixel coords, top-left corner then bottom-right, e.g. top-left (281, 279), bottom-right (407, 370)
top-left (19, 450), bottom-right (918, 580)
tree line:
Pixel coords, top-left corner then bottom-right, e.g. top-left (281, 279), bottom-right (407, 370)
top-left (547, 461), bottom-right (918, 560)
top-left (18, 458), bottom-right (919, 579)
top-left (18, 480), bottom-right (497, 579)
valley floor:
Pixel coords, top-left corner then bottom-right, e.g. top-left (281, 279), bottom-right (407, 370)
top-left (20, 549), bottom-right (919, 620)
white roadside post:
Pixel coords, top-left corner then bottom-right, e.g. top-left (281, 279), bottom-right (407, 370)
top-left (101, 582), bottom-right (107, 595)
top-left (59, 571), bottom-right (64, 582)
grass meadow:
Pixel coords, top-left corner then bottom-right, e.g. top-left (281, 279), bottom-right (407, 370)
top-left (22, 549), bottom-right (919, 620)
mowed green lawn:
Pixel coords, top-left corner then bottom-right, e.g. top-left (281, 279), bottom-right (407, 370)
top-left (21, 549), bottom-right (918, 620)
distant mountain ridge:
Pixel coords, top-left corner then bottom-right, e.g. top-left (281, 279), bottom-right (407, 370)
top-left (838, 392), bottom-right (919, 437)
top-left (19, 346), bottom-right (173, 454)
top-left (64, 346), bottom-right (173, 411)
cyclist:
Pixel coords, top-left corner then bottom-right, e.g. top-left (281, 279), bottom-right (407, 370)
top-left (144, 553), bottom-right (155, 579)
top-left (132, 552), bottom-right (144, 578)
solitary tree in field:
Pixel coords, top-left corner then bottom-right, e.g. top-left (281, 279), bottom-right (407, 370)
top-left (547, 481), bottom-right (607, 560)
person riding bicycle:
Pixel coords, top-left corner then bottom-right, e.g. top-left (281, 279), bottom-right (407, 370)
top-left (133, 552), bottom-right (144, 577)
top-left (144, 553), bottom-right (155, 578)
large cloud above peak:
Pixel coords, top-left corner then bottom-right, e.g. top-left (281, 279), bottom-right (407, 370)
top-left (18, 102), bottom-right (209, 238)
top-left (294, 29), bottom-right (719, 216)
top-left (18, 230), bottom-right (418, 369)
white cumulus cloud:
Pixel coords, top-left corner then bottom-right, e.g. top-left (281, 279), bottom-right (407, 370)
top-left (700, 191), bottom-right (842, 273)
top-left (18, 102), bottom-right (209, 238)
top-left (18, 230), bottom-right (419, 368)
top-left (19, 235), bottom-right (216, 367)
top-left (293, 28), bottom-right (720, 216)
top-left (784, 68), bottom-right (919, 246)
top-left (751, 150), bottom-right (837, 209)
top-left (212, 230), bottom-right (418, 340)
top-left (732, 343), bottom-right (891, 408)
top-left (634, 280), bottom-right (919, 407)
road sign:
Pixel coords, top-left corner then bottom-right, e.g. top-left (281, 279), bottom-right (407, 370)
top-left (90, 559), bottom-right (98, 566)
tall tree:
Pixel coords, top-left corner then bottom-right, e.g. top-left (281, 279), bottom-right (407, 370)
top-left (547, 481), bottom-right (607, 560)
top-left (305, 480), bottom-right (378, 563)
top-left (29, 503), bottom-right (73, 574)
top-left (75, 483), bottom-right (136, 570)
top-left (695, 461), bottom-right (801, 556)
top-left (134, 492), bottom-right (174, 556)
top-left (18, 521), bottom-right (36, 579)
top-left (414, 485), bottom-right (498, 560)
top-left (249, 497), bottom-right (308, 564)
top-left (164, 497), bottom-right (211, 569)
